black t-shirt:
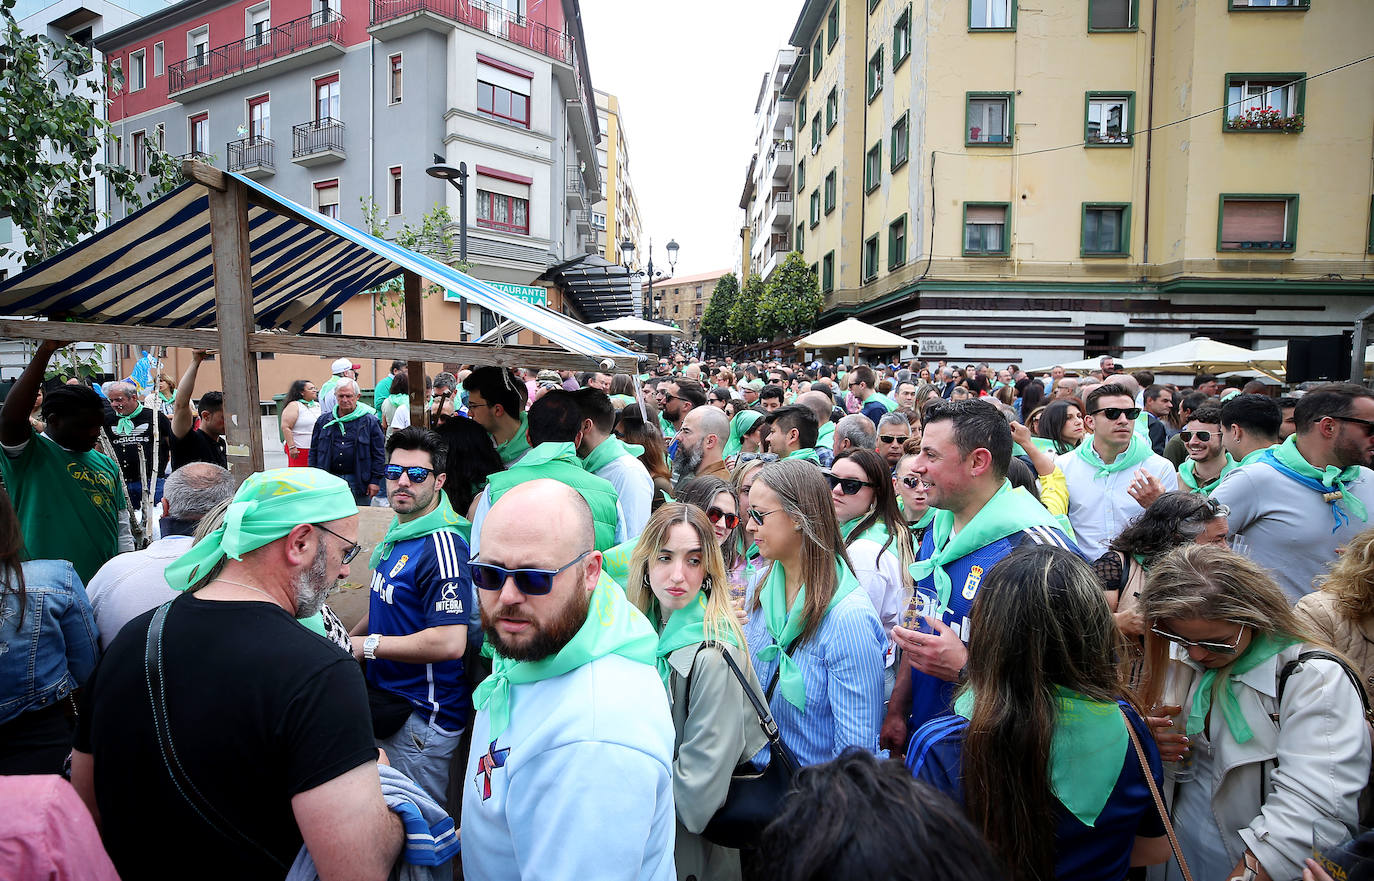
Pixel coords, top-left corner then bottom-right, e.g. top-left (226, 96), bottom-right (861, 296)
top-left (103, 408), bottom-right (171, 481)
top-left (74, 595), bottom-right (376, 880)
top-left (169, 426), bottom-right (227, 470)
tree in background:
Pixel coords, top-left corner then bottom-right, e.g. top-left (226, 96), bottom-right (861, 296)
top-left (759, 252), bottom-right (823, 337)
top-left (700, 271), bottom-right (738, 347)
top-left (361, 197), bottom-right (461, 331)
top-left (728, 273), bottom-right (765, 345)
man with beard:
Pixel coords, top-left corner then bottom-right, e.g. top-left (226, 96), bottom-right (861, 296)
top-left (672, 404), bottom-right (730, 481)
top-left (71, 468), bottom-right (404, 880)
top-left (656, 377), bottom-right (705, 440)
top-left (1177, 406), bottom-right (1236, 496)
top-left (350, 427), bottom-right (473, 803)
top-left (463, 480), bottom-right (675, 881)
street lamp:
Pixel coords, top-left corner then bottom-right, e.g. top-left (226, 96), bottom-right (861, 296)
top-left (620, 237), bottom-right (678, 357)
top-left (426, 153), bottom-right (469, 339)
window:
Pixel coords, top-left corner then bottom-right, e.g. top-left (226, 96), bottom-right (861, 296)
top-left (477, 190), bottom-right (530, 234)
top-left (796, 222), bottom-right (805, 254)
top-left (867, 48), bottom-right (883, 102)
top-left (155, 122), bottom-right (164, 151)
top-left (695, 285), bottom-right (704, 298)
top-left (312, 0), bottom-right (333, 25)
top-left (812, 36), bottom-right (823, 79)
top-left (591, 211), bottom-right (606, 229)
top-left (891, 112), bottom-right (909, 169)
top-left (315, 179), bottom-right (339, 218)
top-left (811, 262), bottom-right (820, 282)
top-left (189, 113), bottom-right (209, 154)
top-left (389, 166), bottom-right (402, 215)
top-left (970, 0), bottom-right (1013, 29)
top-left (1081, 203), bottom-right (1131, 256)
top-left (1224, 74), bottom-right (1304, 132)
top-left (798, 97), bottom-right (807, 127)
top-left (797, 157), bottom-right (805, 192)
top-left (131, 130), bottom-right (146, 175)
top-left (809, 190), bottom-right (820, 227)
top-left (129, 49), bottom-right (145, 91)
top-left (826, 87), bottom-right (838, 131)
top-left (864, 141), bottom-right (881, 192)
top-left (862, 234), bottom-right (879, 281)
top-left (967, 93), bottom-right (1013, 145)
top-left (321, 310), bottom-right (343, 334)
top-left (822, 251), bottom-right (834, 292)
top-left (1230, 0), bottom-right (1308, 7)
top-left (824, 169), bottom-right (836, 214)
top-left (109, 57), bottom-right (121, 94)
top-left (1217, 195), bottom-right (1297, 251)
top-left (388, 54), bottom-right (402, 104)
top-left (888, 215), bottom-right (907, 269)
top-left (1085, 93), bottom-right (1133, 145)
top-left (248, 94), bottom-right (270, 140)
top-left (188, 26), bottom-right (208, 69)
top-left (894, 6), bottom-right (912, 67)
top-left (1088, 0), bottom-right (1136, 30)
top-left (111, 134), bottom-right (121, 165)
top-left (811, 112), bottom-right (821, 152)
top-left (827, 4), bottom-right (838, 50)
top-left (963, 203), bottom-right (1010, 256)
top-left (314, 74), bottom-right (339, 121)
top-left (477, 80), bottom-right (530, 128)
top-left (246, 3), bottom-right (271, 48)
top-left (153, 42), bottom-right (164, 76)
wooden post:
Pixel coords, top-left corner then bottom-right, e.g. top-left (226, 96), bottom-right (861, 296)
top-left (404, 271), bottom-right (426, 428)
top-left (207, 174), bottom-right (265, 484)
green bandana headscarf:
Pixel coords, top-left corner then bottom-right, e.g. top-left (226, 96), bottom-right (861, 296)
top-left (164, 468), bottom-right (359, 592)
top-left (1179, 454), bottom-right (1238, 496)
top-left (756, 558), bottom-right (860, 711)
top-left (369, 492), bottom-right (470, 570)
top-left (1186, 631), bottom-right (1297, 743)
top-left (724, 410), bottom-right (764, 457)
top-left (324, 401), bottom-right (377, 436)
top-left (1272, 435), bottom-right (1369, 523)
top-left (955, 686), bottom-right (1128, 827)
top-left (910, 483), bottom-right (1061, 618)
top-left (114, 403), bottom-right (145, 436)
top-left (494, 411), bottom-right (532, 465)
top-left (1074, 432), bottom-right (1153, 478)
top-left (654, 591), bottom-right (740, 687)
top-left (582, 435), bottom-right (645, 475)
top-left (473, 577), bottom-right (657, 738)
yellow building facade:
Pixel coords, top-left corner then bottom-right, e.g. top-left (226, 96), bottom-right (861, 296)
top-left (784, 0), bottom-right (1374, 364)
top-left (594, 90), bottom-right (644, 271)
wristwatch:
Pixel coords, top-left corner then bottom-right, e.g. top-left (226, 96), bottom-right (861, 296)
top-left (363, 634), bottom-right (381, 660)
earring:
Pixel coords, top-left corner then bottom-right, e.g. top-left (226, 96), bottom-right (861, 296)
top-left (702, 575), bottom-right (714, 595)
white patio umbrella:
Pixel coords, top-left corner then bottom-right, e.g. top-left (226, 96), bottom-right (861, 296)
top-left (1024, 355), bottom-right (1112, 375)
top-left (794, 317), bottom-right (916, 362)
top-left (1126, 337), bottom-right (1262, 374)
top-left (590, 316), bottom-right (685, 336)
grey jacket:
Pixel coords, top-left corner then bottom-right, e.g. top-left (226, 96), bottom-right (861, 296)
top-left (667, 641), bottom-right (770, 881)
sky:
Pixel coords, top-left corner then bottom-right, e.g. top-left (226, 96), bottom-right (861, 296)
top-left (578, 0), bottom-right (795, 279)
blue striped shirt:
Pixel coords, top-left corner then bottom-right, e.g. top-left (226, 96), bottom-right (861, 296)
top-left (743, 586), bottom-right (887, 767)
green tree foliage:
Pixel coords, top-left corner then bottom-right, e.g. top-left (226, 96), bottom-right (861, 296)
top-left (0, 0), bottom-right (142, 267)
top-left (728, 273), bottom-right (765, 345)
top-left (760, 252), bottom-right (823, 337)
top-left (700, 272), bottom-right (738, 344)
top-left (360, 197), bottom-right (462, 330)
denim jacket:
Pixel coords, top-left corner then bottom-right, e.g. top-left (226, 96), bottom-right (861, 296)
top-left (0, 559), bottom-right (100, 726)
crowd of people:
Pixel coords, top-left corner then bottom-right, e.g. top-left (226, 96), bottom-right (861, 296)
top-left (2, 340), bottom-right (1374, 881)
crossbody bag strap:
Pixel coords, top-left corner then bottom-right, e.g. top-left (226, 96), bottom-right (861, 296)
top-left (1279, 650), bottom-right (1374, 726)
top-left (1120, 706), bottom-right (1193, 881)
top-left (719, 646), bottom-right (800, 775)
top-left (144, 601), bottom-right (288, 871)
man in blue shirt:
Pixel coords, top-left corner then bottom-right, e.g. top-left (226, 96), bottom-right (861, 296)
top-left (881, 400), bottom-right (1081, 756)
top-left (351, 427), bottom-right (472, 803)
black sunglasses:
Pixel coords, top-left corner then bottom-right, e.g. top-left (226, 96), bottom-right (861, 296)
top-left (1090, 407), bottom-right (1142, 421)
top-left (1178, 430), bottom-right (1213, 443)
top-left (706, 507), bottom-right (740, 529)
top-left (1331, 415), bottom-right (1374, 437)
top-left (385, 464), bottom-right (434, 483)
top-left (824, 472), bottom-right (874, 495)
top-left (878, 434), bottom-right (910, 445)
top-left (314, 523), bottom-right (361, 565)
top-left (469, 550), bottom-right (593, 596)
top-left (900, 476), bottom-right (923, 489)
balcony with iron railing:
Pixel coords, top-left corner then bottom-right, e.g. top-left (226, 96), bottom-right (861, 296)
top-left (566, 165), bottom-right (588, 208)
top-left (292, 117), bottom-right (346, 166)
top-left (370, 0), bottom-right (573, 66)
top-left (767, 138), bottom-right (794, 184)
top-left (767, 189), bottom-right (793, 229)
top-left (227, 135), bottom-right (274, 178)
top-left (167, 10), bottom-right (345, 100)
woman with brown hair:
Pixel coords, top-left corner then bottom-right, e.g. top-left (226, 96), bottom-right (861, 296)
top-left (616, 403), bottom-right (673, 509)
top-left (1294, 526), bottom-right (1374, 696)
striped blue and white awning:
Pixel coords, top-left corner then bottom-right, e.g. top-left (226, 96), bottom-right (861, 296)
top-left (0, 171), bottom-right (636, 362)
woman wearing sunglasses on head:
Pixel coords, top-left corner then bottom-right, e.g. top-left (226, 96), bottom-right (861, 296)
top-left (741, 459), bottom-right (887, 766)
top-left (626, 502), bottom-right (768, 881)
top-left (1139, 544), bottom-right (1370, 881)
top-left (828, 450), bottom-right (915, 692)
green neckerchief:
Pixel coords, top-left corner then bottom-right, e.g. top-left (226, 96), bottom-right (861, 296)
top-left (601, 537), bottom-right (637, 590)
top-left (654, 591), bottom-right (739, 688)
top-left (513, 440), bottom-right (581, 471)
top-left (1186, 631), bottom-right (1298, 743)
top-left (842, 514), bottom-right (890, 548)
top-left (910, 482), bottom-right (1061, 617)
top-left (494, 411), bottom-right (531, 465)
top-left (582, 435), bottom-right (645, 475)
top-left (1237, 445), bottom-right (1276, 468)
top-left (871, 392), bottom-right (899, 412)
top-left (1074, 432), bottom-right (1153, 479)
top-left (908, 506), bottom-right (937, 532)
top-left (757, 558), bottom-right (860, 711)
top-left (816, 420), bottom-right (835, 452)
top-left (158, 390), bottom-right (175, 404)
top-left (955, 686), bottom-right (1128, 827)
top-left (1272, 435), bottom-right (1368, 523)
top-left (658, 411), bottom-right (677, 440)
top-left (610, 393), bottom-right (636, 408)
top-left (320, 376), bottom-right (340, 398)
top-left (1179, 453), bottom-right (1237, 496)
top-left (114, 403), bottom-right (145, 436)
top-left (1031, 436), bottom-right (1067, 454)
top-left (473, 577), bottom-right (657, 738)
top-left (784, 446), bottom-right (820, 463)
top-left (369, 492), bottom-right (470, 570)
top-left (323, 401), bottom-right (377, 436)
top-left (724, 410), bottom-right (764, 457)
top-left (384, 392), bottom-right (409, 414)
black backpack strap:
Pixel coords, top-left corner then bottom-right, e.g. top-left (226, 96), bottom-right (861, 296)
top-left (1278, 650), bottom-right (1374, 726)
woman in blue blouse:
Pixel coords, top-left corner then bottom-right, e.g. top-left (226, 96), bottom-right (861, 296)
top-left (742, 458), bottom-right (886, 766)
top-left (907, 544), bottom-right (1170, 881)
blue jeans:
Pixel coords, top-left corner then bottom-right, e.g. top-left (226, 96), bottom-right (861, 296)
top-left (378, 711), bottom-right (463, 805)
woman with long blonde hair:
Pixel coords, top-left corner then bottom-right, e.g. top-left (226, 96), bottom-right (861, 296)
top-left (626, 502), bottom-right (768, 881)
top-left (1295, 525), bottom-right (1374, 699)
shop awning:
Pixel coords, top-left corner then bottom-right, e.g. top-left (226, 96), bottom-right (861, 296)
top-left (537, 253), bottom-right (638, 324)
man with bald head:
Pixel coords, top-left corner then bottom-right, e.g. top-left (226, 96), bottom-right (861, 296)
top-left (674, 403), bottom-right (731, 480)
top-left (463, 480), bottom-right (675, 881)
top-left (798, 390), bottom-right (837, 466)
